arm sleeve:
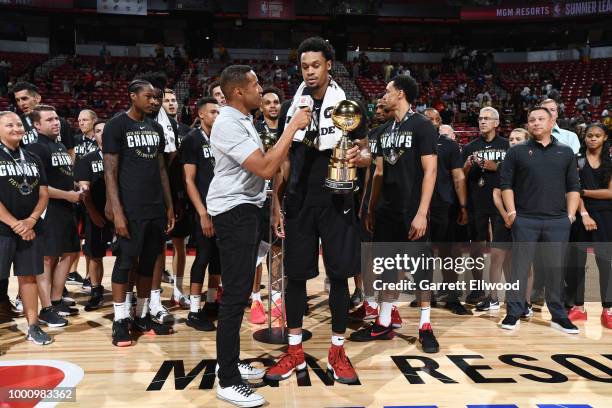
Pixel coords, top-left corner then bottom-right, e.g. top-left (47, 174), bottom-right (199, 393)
top-left (101, 118), bottom-right (123, 154)
top-left (212, 119), bottom-right (260, 165)
top-left (180, 134), bottom-right (197, 165)
top-left (416, 120), bottom-right (438, 156)
top-left (73, 155), bottom-right (91, 182)
top-left (449, 141), bottom-right (463, 170)
top-left (566, 154), bottom-right (581, 193)
top-left (499, 147), bottom-right (516, 190)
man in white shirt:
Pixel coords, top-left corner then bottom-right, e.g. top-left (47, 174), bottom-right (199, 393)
top-left (541, 98), bottom-right (580, 154)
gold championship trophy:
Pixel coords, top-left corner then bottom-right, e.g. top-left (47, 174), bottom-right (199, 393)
top-left (260, 129), bottom-right (278, 152)
top-left (324, 99), bottom-right (362, 193)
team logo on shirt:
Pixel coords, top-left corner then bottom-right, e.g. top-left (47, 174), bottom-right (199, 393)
top-left (472, 148), bottom-right (506, 162)
top-left (75, 139), bottom-right (97, 157)
top-left (22, 129), bottom-right (38, 145)
top-left (91, 160), bottom-right (104, 174)
top-left (0, 160), bottom-right (41, 191)
top-left (202, 144), bottom-right (215, 166)
top-left (380, 129), bottom-right (413, 165)
top-left (51, 151), bottom-right (73, 176)
top-left (126, 130), bottom-right (160, 159)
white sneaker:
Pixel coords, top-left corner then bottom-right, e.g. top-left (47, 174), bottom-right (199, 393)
top-left (216, 383), bottom-right (265, 408)
top-left (13, 296), bottom-right (24, 314)
top-left (150, 305), bottom-right (174, 324)
top-left (216, 362), bottom-right (266, 380)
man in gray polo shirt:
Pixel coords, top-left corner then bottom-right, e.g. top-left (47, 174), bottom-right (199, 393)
top-left (207, 65), bottom-right (310, 407)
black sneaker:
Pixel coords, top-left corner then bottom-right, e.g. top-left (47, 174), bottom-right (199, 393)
top-left (465, 290), bottom-right (485, 305)
top-left (203, 302), bottom-right (219, 318)
top-left (161, 269), bottom-right (174, 284)
top-left (84, 286), bottom-right (104, 312)
top-left (38, 307), bottom-right (68, 327)
top-left (350, 287), bottom-right (364, 308)
top-left (52, 300), bottom-right (79, 317)
top-left (445, 301), bottom-right (470, 315)
top-left (520, 303), bottom-right (533, 319)
top-left (349, 321), bottom-right (395, 342)
top-left (112, 318), bottom-right (133, 347)
top-left (186, 310), bottom-right (216, 331)
top-left (475, 296), bottom-right (500, 311)
top-left (551, 318), bottom-right (579, 334)
top-left (500, 314), bottom-right (520, 330)
top-left (66, 271), bottom-right (84, 285)
top-left (81, 277), bottom-right (92, 293)
top-left (133, 315), bottom-right (174, 335)
top-left (418, 323), bottom-right (439, 353)
top-left (27, 324), bottom-right (53, 345)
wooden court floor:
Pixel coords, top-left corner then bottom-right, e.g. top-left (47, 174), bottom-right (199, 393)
top-left (1, 255), bottom-right (611, 408)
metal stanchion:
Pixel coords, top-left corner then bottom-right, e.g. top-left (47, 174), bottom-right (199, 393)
top-left (253, 190), bottom-right (312, 344)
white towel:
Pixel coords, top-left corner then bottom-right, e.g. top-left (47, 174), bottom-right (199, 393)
top-left (285, 78), bottom-right (346, 151)
top-left (156, 108), bottom-right (176, 153)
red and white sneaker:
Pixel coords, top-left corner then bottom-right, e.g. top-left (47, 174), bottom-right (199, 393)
top-left (568, 306), bottom-right (587, 321)
top-left (391, 306), bottom-right (402, 328)
top-left (348, 301), bottom-right (378, 322)
top-left (265, 344), bottom-right (306, 381)
top-left (327, 344), bottom-right (358, 384)
top-left (601, 308), bottom-right (612, 329)
top-left (249, 300), bottom-right (266, 324)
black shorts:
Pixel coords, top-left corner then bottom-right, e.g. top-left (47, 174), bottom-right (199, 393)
top-left (491, 216), bottom-right (512, 249)
top-left (170, 209), bottom-right (192, 239)
top-left (41, 204), bottom-right (80, 257)
top-left (192, 216), bottom-right (221, 277)
top-left (0, 235), bottom-right (44, 279)
top-left (468, 212), bottom-right (497, 242)
top-left (112, 217), bottom-right (165, 273)
top-left (83, 216), bottom-right (113, 258)
top-left (429, 205), bottom-right (450, 243)
top-left (373, 209), bottom-right (432, 285)
top-left (284, 199), bottom-right (360, 281)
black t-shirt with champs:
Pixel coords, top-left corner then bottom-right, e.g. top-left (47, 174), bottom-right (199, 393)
top-left (19, 114), bottom-right (75, 150)
top-left (102, 112), bottom-right (166, 220)
top-left (73, 134), bottom-right (98, 161)
top-left (376, 112), bottom-right (438, 213)
top-left (74, 148), bottom-right (106, 215)
top-left (432, 134), bottom-right (463, 208)
top-left (578, 157), bottom-right (612, 212)
top-left (180, 127), bottom-right (215, 206)
top-left (25, 133), bottom-right (74, 211)
top-left (277, 97), bottom-right (368, 207)
top-left (0, 145), bottom-right (48, 237)
top-left (462, 135), bottom-right (509, 214)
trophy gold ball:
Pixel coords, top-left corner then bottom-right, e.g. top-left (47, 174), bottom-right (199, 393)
top-left (324, 99), bottom-right (362, 194)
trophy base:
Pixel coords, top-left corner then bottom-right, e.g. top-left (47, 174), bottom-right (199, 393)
top-left (324, 178), bottom-right (358, 194)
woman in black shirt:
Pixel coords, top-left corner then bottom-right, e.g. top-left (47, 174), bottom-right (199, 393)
top-left (0, 111), bottom-right (52, 345)
top-left (566, 123), bottom-right (612, 329)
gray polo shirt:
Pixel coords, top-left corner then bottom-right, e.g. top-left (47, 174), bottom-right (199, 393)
top-left (206, 105), bottom-right (266, 216)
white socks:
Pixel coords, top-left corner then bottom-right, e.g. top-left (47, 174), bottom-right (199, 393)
top-left (251, 292), bottom-right (261, 302)
top-left (150, 289), bottom-right (162, 313)
top-left (113, 302), bottom-right (127, 321)
top-left (190, 295), bottom-right (201, 313)
top-left (125, 291), bottom-right (134, 318)
top-left (173, 276), bottom-right (184, 299)
top-left (419, 307), bottom-right (431, 329)
top-left (378, 302), bottom-right (393, 327)
top-left (365, 296), bottom-right (378, 310)
top-left (136, 298), bottom-right (149, 319)
top-left (331, 335), bottom-right (345, 346)
top-left (206, 288), bottom-right (217, 303)
top-left (288, 333), bottom-right (302, 346)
